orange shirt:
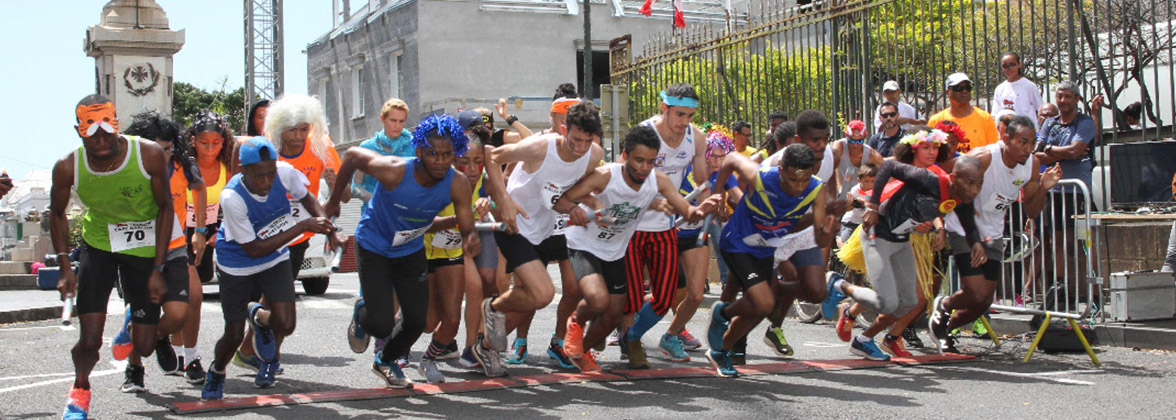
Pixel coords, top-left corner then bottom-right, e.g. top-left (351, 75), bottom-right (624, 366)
top-left (280, 136), bottom-right (342, 245)
top-left (928, 107), bottom-right (998, 153)
top-left (168, 163), bottom-right (191, 250)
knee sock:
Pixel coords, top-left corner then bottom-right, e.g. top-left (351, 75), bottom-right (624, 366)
top-left (172, 345), bottom-right (183, 359)
top-left (627, 302), bottom-right (663, 342)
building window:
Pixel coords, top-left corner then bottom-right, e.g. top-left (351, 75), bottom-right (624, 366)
top-left (352, 66), bottom-right (365, 119)
top-left (389, 54), bottom-right (401, 99)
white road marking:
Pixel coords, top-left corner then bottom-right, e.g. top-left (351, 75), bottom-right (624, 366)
top-left (0, 361), bottom-right (127, 394)
top-left (948, 366), bottom-right (1096, 386)
top-left (803, 341), bottom-right (845, 348)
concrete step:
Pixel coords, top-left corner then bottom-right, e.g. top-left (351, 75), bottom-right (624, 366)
top-left (0, 274), bottom-right (38, 290)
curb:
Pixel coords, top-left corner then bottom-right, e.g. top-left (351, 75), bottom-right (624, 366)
top-left (0, 306), bottom-right (61, 324)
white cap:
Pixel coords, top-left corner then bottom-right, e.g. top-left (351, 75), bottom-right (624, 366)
top-left (945, 72), bottom-right (972, 89)
top-left (882, 80), bottom-right (900, 92)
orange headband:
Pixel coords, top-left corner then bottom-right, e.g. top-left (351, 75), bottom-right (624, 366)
top-left (550, 98), bottom-right (581, 115)
top-left (76, 103), bottom-right (118, 137)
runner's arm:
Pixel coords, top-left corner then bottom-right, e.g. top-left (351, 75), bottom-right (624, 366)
top-left (450, 174), bottom-right (481, 257)
top-left (714, 152), bottom-right (759, 198)
top-left (1022, 157), bottom-right (1063, 217)
top-left (554, 165), bottom-right (610, 226)
top-left (49, 155), bottom-right (77, 300)
top-left (659, 170), bottom-right (717, 223)
top-left (325, 147), bottom-right (405, 217)
top-left (141, 142), bottom-right (174, 268)
top-left (691, 127), bottom-right (708, 185)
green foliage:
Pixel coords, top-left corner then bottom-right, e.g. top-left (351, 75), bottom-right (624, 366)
top-left (173, 80), bottom-right (247, 133)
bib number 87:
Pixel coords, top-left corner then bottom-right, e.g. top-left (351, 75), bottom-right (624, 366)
top-left (597, 232), bottom-right (616, 240)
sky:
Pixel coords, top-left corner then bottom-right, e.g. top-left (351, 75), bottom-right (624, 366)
top-left (0, 0), bottom-right (332, 180)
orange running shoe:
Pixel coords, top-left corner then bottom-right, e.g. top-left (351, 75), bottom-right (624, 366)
top-left (882, 337), bottom-right (912, 357)
top-left (836, 304), bottom-right (855, 343)
top-left (563, 315), bottom-right (585, 358)
top-left (575, 351), bottom-right (602, 373)
top-left (63, 386), bottom-right (91, 420)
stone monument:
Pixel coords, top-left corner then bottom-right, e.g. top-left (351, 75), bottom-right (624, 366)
top-left (84, 0), bottom-right (184, 123)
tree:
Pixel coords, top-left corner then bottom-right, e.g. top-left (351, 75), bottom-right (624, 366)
top-left (172, 79), bottom-right (247, 133)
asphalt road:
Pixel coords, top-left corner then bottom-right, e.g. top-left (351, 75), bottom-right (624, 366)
top-left (2, 270), bottom-right (1174, 419)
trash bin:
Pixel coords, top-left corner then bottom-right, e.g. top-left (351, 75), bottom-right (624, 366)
top-left (37, 267), bottom-right (60, 291)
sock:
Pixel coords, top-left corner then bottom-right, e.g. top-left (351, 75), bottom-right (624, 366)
top-left (627, 302), bottom-right (663, 342)
top-left (184, 347), bottom-right (199, 364)
top-left (424, 340), bottom-right (446, 360)
top-left (172, 345), bottom-right (183, 358)
top-left (855, 334), bottom-right (872, 343)
top-left (833, 279), bottom-right (848, 291)
top-left (884, 334), bottom-right (899, 342)
top-left (209, 364), bottom-right (225, 375)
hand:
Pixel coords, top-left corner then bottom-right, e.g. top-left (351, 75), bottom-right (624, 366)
top-left (1090, 94), bottom-right (1105, 115)
top-left (815, 215), bottom-right (840, 248)
top-left (147, 270), bottom-right (167, 305)
top-left (970, 242), bottom-right (988, 267)
top-left (1040, 163), bottom-right (1064, 190)
top-left (192, 231), bottom-right (207, 263)
top-left (495, 98), bottom-right (511, 121)
top-left (651, 199), bottom-right (673, 216)
top-left (496, 197), bottom-right (529, 234)
top-left (328, 231), bottom-right (346, 250)
top-left (323, 168), bottom-right (338, 189)
top-left (324, 200), bottom-right (341, 219)
top-left (474, 197), bottom-right (492, 219)
top-left (300, 217), bottom-right (335, 234)
top-left (694, 194), bottom-right (723, 219)
top-left (932, 230), bottom-right (947, 251)
top-left (57, 267), bottom-right (78, 301)
top-left (463, 231), bottom-right (482, 258)
top-left (207, 233), bottom-right (217, 248)
top-left (861, 206), bottom-right (879, 231)
top-left (568, 206), bottom-right (590, 227)
top-left (914, 221), bottom-right (935, 234)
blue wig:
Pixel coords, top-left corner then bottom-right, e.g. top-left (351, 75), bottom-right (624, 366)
top-left (411, 113), bottom-right (469, 156)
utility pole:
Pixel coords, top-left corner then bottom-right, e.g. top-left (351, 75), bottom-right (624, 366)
top-left (582, 0), bottom-right (592, 101)
top-left (244, 0), bottom-right (284, 110)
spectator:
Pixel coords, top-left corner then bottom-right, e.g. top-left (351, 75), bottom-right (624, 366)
top-left (992, 52), bottom-right (1044, 128)
top-left (1037, 102), bottom-right (1059, 128)
top-left (993, 109), bottom-right (1017, 142)
top-left (732, 121), bottom-right (756, 156)
top-left (868, 102), bottom-right (906, 157)
top-left (1124, 101), bottom-right (1144, 130)
top-left (873, 80), bottom-right (925, 132)
top-left (752, 112), bottom-right (790, 163)
top-left (928, 73), bottom-right (998, 153)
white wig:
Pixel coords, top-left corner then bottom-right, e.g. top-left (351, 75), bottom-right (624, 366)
top-left (265, 93), bottom-right (332, 164)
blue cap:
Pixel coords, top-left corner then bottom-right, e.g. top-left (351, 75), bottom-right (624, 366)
top-left (239, 136), bottom-right (277, 166)
top-left (456, 110), bottom-right (482, 130)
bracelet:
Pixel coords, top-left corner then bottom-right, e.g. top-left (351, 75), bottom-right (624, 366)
top-left (505, 115), bottom-right (519, 126)
top-left (152, 264), bottom-right (166, 273)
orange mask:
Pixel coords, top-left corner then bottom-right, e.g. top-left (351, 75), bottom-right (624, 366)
top-left (76, 103), bottom-right (119, 137)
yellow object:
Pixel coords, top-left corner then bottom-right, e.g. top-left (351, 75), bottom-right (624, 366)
top-left (837, 225), bottom-right (866, 274)
top-left (910, 232), bottom-right (937, 313)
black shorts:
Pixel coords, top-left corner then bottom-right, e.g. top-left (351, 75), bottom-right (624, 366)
top-left (568, 249), bottom-right (627, 295)
top-left (186, 223), bottom-right (220, 284)
top-left (948, 232), bottom-right (1004, 281)
top-left (677, 234), bottom-right (704, 253)
top-left (535, 234), bottom-right (569, 265)
top-left (427, 256), bottom-right (464, 273)
top-left (216, 259), bottom-right (296, 324)
top-left (75, 241), bottom-right (160, 325)
top-left (494, 231), bottom-right (566, 273)
top-left (162, 249), bottom-right (190, 303)
top-left (720, 250), bottom-right (776, 290)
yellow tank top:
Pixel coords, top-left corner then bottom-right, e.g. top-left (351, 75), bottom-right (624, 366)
top-left (424, 173), bottom-right (484, 260)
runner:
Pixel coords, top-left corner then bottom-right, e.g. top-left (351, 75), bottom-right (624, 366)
top-left (326, 114), bottom-right (481, 386)
top-left (480, 102), bottom-right (605, 373)
top-left (931, 116), bottom-right (1063, 353)
top-left (201, 136), bottom-right (342, 400)
top-left (53, 95), bottom-right (176, 418)
top-left (827, 130), bottom-right (984, 361)
top-left (350, 98), bottom-right (416, 205)
top-left (621, 83), bottom-right (708, 370)
top-left (555, 125), bottom-right (718, 371)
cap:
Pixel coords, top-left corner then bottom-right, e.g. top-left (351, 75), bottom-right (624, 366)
top-left (844, 120), bottom-right (868, 138)
top-left (456, 110), bottom-right (482, 130)
top-left (882, 80), bottom-right (900, 92)
top-left (945, 72), bottom-right (972, 89)
top-left (238, 136), bottom-right (278, 166)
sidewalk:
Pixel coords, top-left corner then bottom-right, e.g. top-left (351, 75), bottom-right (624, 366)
top-left (0, 289), bottom-right (68, 324)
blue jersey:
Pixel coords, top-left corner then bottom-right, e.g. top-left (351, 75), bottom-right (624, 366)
top-left (356, 158), bottom-right (454, 258)
top-left (721, 167), bottom-right (822, 258)
top-left (677, 164), bottom-right (737, 238)
top-left (216, 174), bottom-right (292, 270)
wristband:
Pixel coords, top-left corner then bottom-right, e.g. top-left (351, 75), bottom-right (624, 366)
top-left (152, 264), bottom-right (166, 273)
top-left (505, 115), bottom-right (519, 126)
top-left (203, 226), bottom-right (215, 237)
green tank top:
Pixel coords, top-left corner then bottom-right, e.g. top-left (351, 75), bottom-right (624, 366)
top-left (76, 135), bottom-right (160, 258)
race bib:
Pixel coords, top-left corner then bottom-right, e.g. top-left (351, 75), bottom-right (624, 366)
top-left (588, 223), bottom-right (626, 242)
top-left (186, 203), bottom-right (220, 227)
top-left (430, 229), bottom-right (463, 249)
top-left (741, 232), bottom-right (789, 248)
top-left (289, 199), bottom-right (309, 222)
top-left (680, 218), bottom-right (706, 231)
top-left (983, 192), bottom-right (1017, 213)
top-left (552, 214), bottom-right (569, 235)
top-left (540, 182), bottom-right (572, 210)
top-left (391, 225), bottom-right (431, 247)
top-left (255, 215), bottom-right (295, 240)
top-left (891, 218), bottom-right (921, 235)
top-left (108, 220), bottom-right (155, 253)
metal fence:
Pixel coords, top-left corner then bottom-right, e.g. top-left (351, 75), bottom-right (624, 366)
top-left (610, 0), bottom-right (1176, 146)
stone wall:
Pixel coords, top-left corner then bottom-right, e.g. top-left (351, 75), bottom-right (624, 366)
top-left (1098, 221), bottom-right (1172, 275)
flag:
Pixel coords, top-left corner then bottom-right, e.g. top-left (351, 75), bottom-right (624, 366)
top-left (673, 0), bottom-right (685, 27)
top-left (639, 0), bottom-right (654, 16)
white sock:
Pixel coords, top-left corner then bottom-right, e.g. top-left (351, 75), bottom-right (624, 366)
top-left (855, 334), bottom-right (873, 343)
top-left (185, 347), bottom-right (199, 364)
top-left (172, 345), bottom-right (183, 357)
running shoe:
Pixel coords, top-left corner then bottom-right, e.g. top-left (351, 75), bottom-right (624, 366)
top-left (63, 386), bottom-right (90, 420)
top-left (764, 327), bottom-right (794, 357)
top-left (678, 330), bottom-right (702, 351)
top-left (471, 336), bottom-right (507, 377)
top-left (707, 301), bottom-right (731, 350)
top-left (821, 272), bottom-right (846, 320)
top-left (572, 351), bottom-right (601, 373)
top-left (836, 305), bottom-right (855, 342)
top-left (971, 319), bottom-right (991, 339)
top-left (882, 337), bottom-right (912, 357)
top-left (395, 353), bottom-right (410, 369)
top-left (201, 370), bottom-right (226, 401)
top-left (607, 328), bottom-right (622, 347)
top-left (436, 341), bottom-right (460, 360)
top-left (184, 359), bottom-right (206, 385)
top-left (902, 326), bottom-right (925, 348)
top-left (373, 352), bottom-right (414, 389)
top-left (458, 347), bottom-right (482, 369)
top-left (850, 338), bottom-right (891, 361)
top-left (705, 350), bottom-right (738, 378)
top-left (247, 303), bottom-right (276, 362)
top-left (928, 296), bottom-right (951, 354)
top-left (170, 355), bottom-right (186, 377)
top-left (120, 364), bottom-right (146, 393)
top-left (347, 298), bottom-right (370, 354)
top-left (732, 337), bottom-right (747, 366)
top-left (112, 308), bottom-right (133, 361)
top-left (546, 338), bottom-right (576, 369)
top-left (155, 336), bottom-right (179, 374)
top-left (255, 358), bottom-right (277, 388)
top-left (939, 335), bottom-right (961, 354)
top-left (563, 315), bottom-right (586, 358)
top-left (624, 334), bottom-right (650, 369)
top-left (482, 298), bottom-right (507, 352)
top-left (417, 358), bottom-right (446, 384)
top-left (505, 338), bottom-right (528, 365)
top-left (658, 333), bottom-right (690, 362)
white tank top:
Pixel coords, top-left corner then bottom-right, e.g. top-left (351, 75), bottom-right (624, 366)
top-left (945, 142), bottom-right (1034, 240)
top-left (763, 145), bottom-right (835, 184)
top-left (507, 134), bottom-right (594, 245)
top-left (636, 117), bottom-right (696, 232)
top-left (566, 164), bottom-right (660, 261)
top-left (837, 141), bottom-right (874, 197)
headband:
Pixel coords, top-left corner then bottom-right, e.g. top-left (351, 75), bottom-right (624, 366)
top-left (660, 91), bottom-right (699, 109)
top-left (705, 125), bottom-right (734, 158)
top-left (76, 103), bottom-right (119, 137)
top-left (899, 129), bottom-right (949, 148)
top-left (551, 97), bottom-right (581, 114)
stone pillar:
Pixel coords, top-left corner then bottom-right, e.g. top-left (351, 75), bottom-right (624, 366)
top-left (84, 0), bottom-right (185, 123)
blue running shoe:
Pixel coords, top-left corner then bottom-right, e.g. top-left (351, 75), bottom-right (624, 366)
top-left (201, 370), bottom-right (226, 401)
top-left (347, 299), bottom-right (370, 354)
top-left (255, 358), bottom-right (277, 388)
top-left (850, 338), bottom-right (891, 361)
top-left (111, 308), bottom-right (133, 361)
top-left (546, 338), bottom-right (575, 369)
top-left (821, 272), bottom-right (846, 320)
top-left (705, 350), bottom-right (739, 378)
top-left (707, 301), bottom-right (731, 350)
top-left (247, 303), bottom-right (277, 363)
top-left (63, 387), bottom-right (90, 420)
top-left (372, 351), bottom-right (413, 388)
top-left (505, 337), bottom-right (528, 365)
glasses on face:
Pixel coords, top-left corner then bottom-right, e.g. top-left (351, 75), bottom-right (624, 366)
top-left (847, 138), bottom-right (865, 144)
top-left (1001, 62), bottom-right (1019, 69)
top-left (950, 84), bottom-right (973, 92)
top-left (880, 112), bottom-right (898, 118)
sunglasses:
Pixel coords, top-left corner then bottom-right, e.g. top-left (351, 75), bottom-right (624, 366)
top-left (1001, 62), bottom-right (1019, 69)
top-left (880, 112), bottom-right (898, 118)
top-left (847, 138), bottom-right (865, 144)
top-left (950, 84), bottom-right (973, 92)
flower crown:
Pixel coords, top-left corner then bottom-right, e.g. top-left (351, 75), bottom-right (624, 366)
top-left (704, 124), bottom-right (734, 157)
top-left (899, 129), bottom-right (949, 148)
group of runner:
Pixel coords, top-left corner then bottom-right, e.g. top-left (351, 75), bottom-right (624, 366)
top-left (52, 79), bottom-right (1063, 418)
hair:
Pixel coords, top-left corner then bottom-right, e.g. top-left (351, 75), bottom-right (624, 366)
top-left (858, 162), bottom-right (878, 178)
top-left (466, 124), bottom-right (490, 150)
top-left (1002, 52), bottom-right (1024, 76)
top-left (186, 110), bottom-right (236, 168)
top-left (473, 107), bottom-right (494, 125)
top-left (1124, 101), bottom-right (1143, 121)
top-left (265, 93), bottom-right (331, 163)
top-left (731, 121), bottom-right (752, 133)
top-left (380, 98), bottom-right (409, 119)
top-left (768, 110), bottom-right (789, 122)
top-left (878, 101), bottom-right (899, 113)
top-left (780, 143), bottom-right (816, 171)
top-left (664, 83), bottom-right (700, 101)
top-left (77, 94), bottom-right (113, 108)
top-left (125, 111), bottom-right (190, 168)
top-left (794, 110), bottom-right (830, 137)
top-left (624, 125), bottom-right (661, 154)
top-left (553, 83), bottom-right (579, 100)
top-left (769, 121), bottom-right (797, 154)
top-left (246, 99), bottom-right (270, 136)
top-left (997, 112), bottom-right (1017, 127)
top-left (893, 135), bottom-right (952, 165)
top-left (412, 114), bottom-right (470, 156)
top-left (1055, 80), bottom-right (1082, 98)
top-left (566, 101), bottom-right (603, 137)
top-left (1005, 115), bottom-right (1036, 139)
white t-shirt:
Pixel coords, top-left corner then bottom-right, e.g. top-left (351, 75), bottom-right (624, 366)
top-left (221, 161), bottom-right (310, 245)
top-left (992, 78), bottom-right (1043, 129)
top-left (873, 102), bottom-right (923, 132)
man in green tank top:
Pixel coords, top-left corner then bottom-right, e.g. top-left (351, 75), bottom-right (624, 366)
top-left (51, 94), bottom-right (175, 420)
